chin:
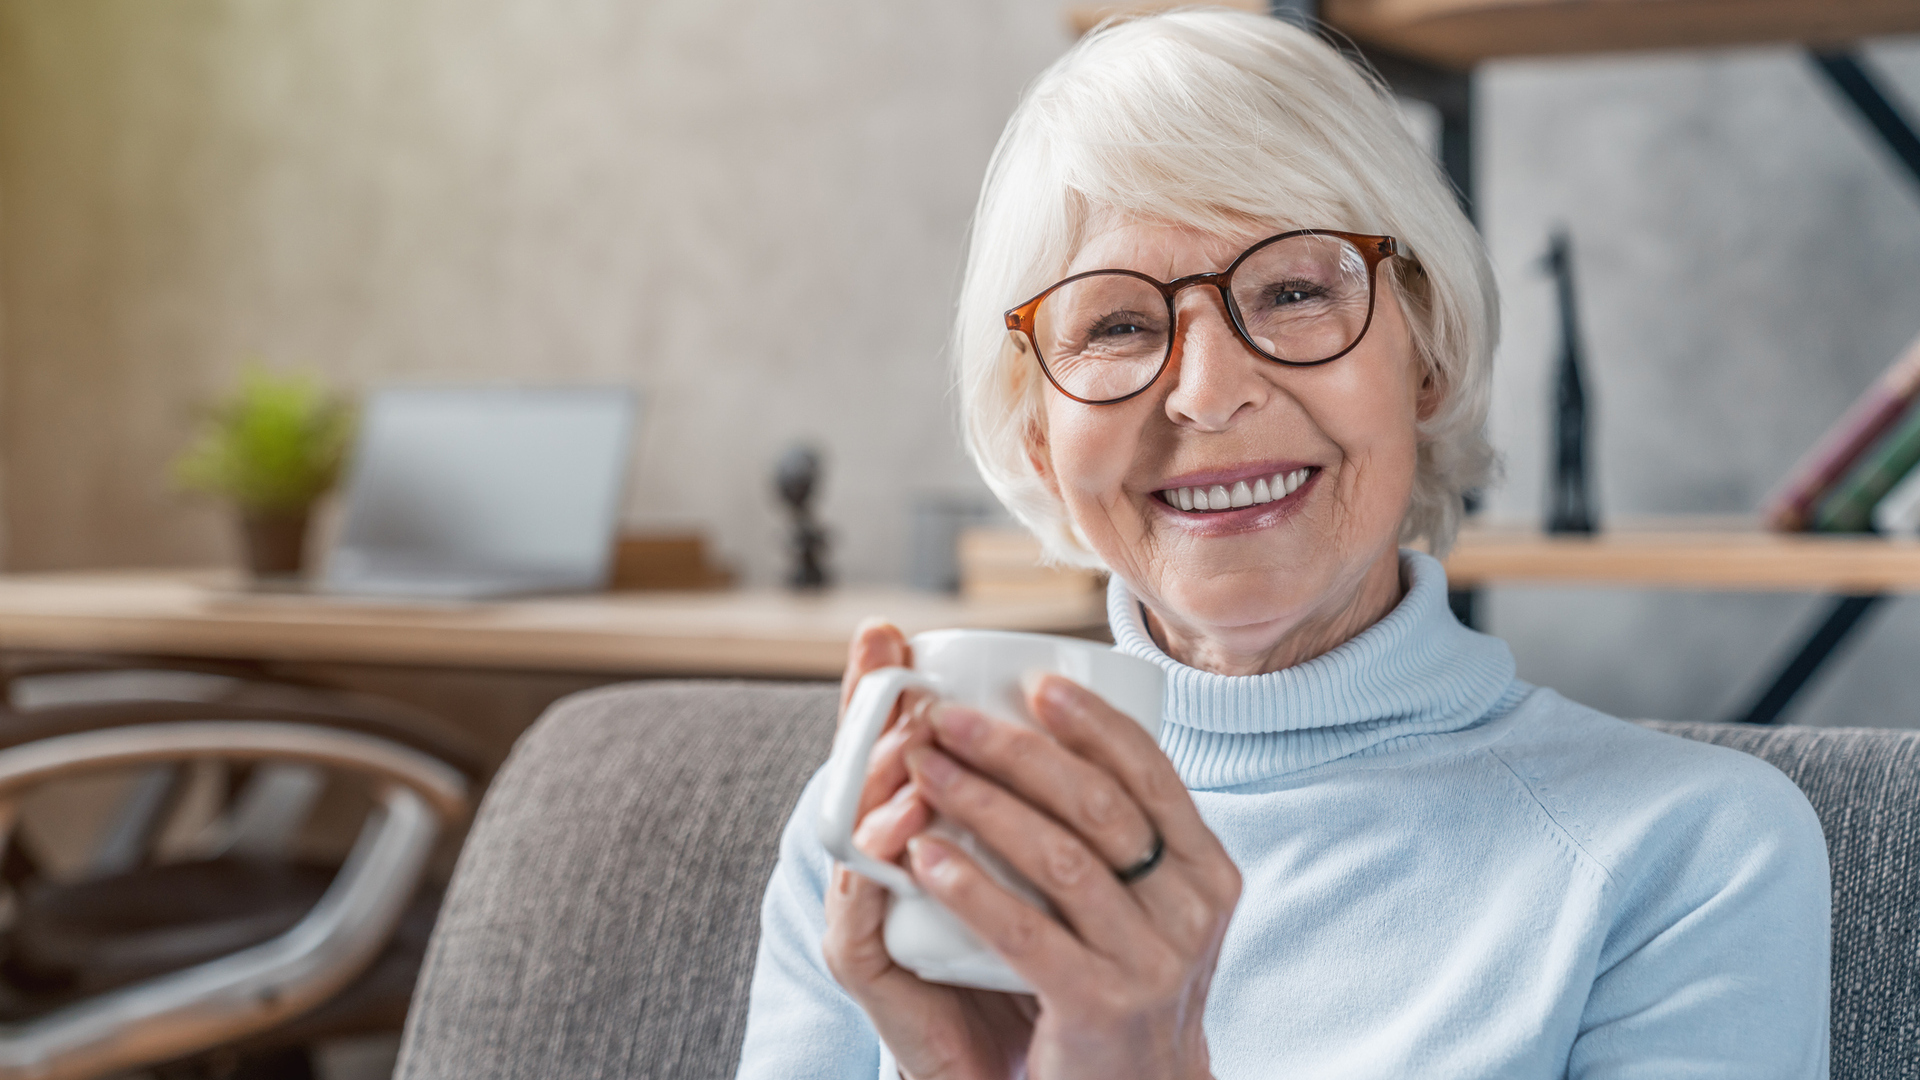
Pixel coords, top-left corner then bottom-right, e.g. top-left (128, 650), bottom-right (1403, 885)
top-left (1150, 562), bottom-right (1329, 634)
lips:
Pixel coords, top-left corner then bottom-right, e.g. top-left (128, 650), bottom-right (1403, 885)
top-left (1156, 467), bottom-right (1316, 512)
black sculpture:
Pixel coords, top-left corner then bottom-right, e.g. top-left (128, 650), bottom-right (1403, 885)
top-left (775, 445), bottom-right (831, 590)
top-left (1542, 230), bottom-right (1598, 535)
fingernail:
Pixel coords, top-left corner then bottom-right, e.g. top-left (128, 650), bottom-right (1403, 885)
top-left (908, 836), bottom-right (949, 871)
top-left (930, 703), bottom-right (981, 743)
top-left (1024, 671), bottom-right (1075, 713)
top-left (908, 746), bottom-right (960, 788)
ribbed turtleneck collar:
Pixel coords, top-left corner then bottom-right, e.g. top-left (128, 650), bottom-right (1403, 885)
top-left (1108, 549), bottom-right (1519, 791)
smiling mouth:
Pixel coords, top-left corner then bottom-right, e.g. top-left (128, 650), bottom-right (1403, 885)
top-left (1156, 468), bottom-right (1316, 513)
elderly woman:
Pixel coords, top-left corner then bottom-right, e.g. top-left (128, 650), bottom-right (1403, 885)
top-left (738, 10), bottom-right (1828, 1079)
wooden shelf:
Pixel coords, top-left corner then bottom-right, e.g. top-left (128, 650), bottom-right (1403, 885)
top-left (0, 572), bottom-right (1108, 680)
top-left (1442, 521), bottom-right (1920, 592)
top-left (1067, 1), bottom-right (1920, 69)
top-left (1327, 0), bottom-right (1920, 70)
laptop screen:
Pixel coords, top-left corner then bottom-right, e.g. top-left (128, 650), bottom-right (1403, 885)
top-left (326, 386), bottom-right (636, 596)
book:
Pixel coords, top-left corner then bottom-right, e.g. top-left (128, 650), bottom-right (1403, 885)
top-left (1812, 398), bottom-right (1920, 532)
top-left (1873, 465), bottom-right (1920, 536)
top-left (1764, 332), bottom-right (1920, 530)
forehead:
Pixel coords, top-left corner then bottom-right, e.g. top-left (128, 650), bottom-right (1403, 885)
top-left (1064, 214), bottom-right (1291, 279)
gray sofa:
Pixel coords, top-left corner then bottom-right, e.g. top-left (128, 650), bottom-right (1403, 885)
top-left (392, 682), bottom-right (1920, 1080)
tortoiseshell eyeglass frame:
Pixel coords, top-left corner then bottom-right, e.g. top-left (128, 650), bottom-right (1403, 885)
top-left (1003, 229), bottom-right (1402, 406)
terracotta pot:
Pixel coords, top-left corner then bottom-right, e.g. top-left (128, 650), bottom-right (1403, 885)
top-left (241, 511), bottom-right (310, 577)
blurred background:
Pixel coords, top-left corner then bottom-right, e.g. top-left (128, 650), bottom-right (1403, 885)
top-left (0, 2), bottom-right (1918, 1077)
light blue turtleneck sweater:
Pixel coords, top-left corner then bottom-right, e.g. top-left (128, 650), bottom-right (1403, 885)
top-left (737, 551), bottom-right (1831, 1078)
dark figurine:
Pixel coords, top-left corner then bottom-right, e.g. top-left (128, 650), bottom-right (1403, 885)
top-left (1542, 230), bottom-right (1598, 535)
top-left (775, 445), bottom-right (831, 589)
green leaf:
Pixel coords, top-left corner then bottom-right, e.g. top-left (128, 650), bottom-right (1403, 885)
top-left (172, 363), bottom-right (355, 514)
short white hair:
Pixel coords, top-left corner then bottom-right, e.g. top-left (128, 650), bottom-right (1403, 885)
top-left (954, 8), bottom-right (1497, 565)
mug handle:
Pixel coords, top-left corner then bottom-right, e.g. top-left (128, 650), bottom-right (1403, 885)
top-left (817, 666), bottom-right (937, 897)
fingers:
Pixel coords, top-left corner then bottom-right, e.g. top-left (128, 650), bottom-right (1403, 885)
top-left (823, 862), bottom-right (900, 988)
top-left (853, 777), bottom-right (930, 862)
top-left (855, 688), bottom-right (937, 819)
top-left (905, 745), bottom-right (1158, 961)
top-left (926, 701), bottom-right (1155, 872)
top-left (840, 618), bottom-right (911, 714)
top-left (1025, 675), bottom-right (1239, 905)
top-left (839, 618), bottom-right (929, 821)
top-left (906, 833), bottom-right (1112, 1000)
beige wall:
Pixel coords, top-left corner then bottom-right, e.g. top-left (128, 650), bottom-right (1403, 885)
top-left (0, 1), bottom-right (1068, 581)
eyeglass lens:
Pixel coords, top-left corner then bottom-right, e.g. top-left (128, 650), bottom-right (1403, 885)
top-left (1031, 233), bottom-right (1375, 403)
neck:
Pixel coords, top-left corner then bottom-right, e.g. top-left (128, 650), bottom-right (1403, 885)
top-left (1142, 546), bottom-right (1406, 677)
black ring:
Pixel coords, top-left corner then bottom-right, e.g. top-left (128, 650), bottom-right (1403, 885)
top-left (1115, 833), bottom-right (1166, 884)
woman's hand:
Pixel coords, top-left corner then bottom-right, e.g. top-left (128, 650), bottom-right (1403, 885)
top-left (823, 621), bottom-right (1239, 1080)
top-left (902, 672), bottom-right (1240, 1080)
top-left (822, 620), bottom-right (1035, 1080)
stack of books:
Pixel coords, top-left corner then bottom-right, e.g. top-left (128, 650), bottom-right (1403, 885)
top-left (1765, 334), bottom-right (1920, 536)
top-left (956, 527), bottom-right (1106, 602)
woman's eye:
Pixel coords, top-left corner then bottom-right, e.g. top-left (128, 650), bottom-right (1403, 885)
top-left (1265, 282), bottom-right (1324, 307)
top-left (1088, 315), bottom-right (1152, 339)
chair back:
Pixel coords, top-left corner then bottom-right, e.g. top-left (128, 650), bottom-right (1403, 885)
top-left (1644, 720), bottom-right (1920, 1080)
top-left (395, 681), bottom-right (837, 1080)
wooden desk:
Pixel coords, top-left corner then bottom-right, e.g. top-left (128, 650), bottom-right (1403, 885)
top-left (0, 571), bottom-right (1109, 681)
top-left (0, 572), bottom-right (1107, 765)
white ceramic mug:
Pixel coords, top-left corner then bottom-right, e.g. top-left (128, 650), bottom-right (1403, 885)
top-left (817, 629), bottom-right (1165, 993)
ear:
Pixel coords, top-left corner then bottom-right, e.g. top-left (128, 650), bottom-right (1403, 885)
top-left (1023, 417), bottom-right (1063, 501)
top-left (1414, 363), bottom-right (1445, 423)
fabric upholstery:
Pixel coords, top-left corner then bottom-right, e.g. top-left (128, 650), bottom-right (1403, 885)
top-left (394, 680), bottom-right (838, 1080)
top-left (1641, 721), bottom-right (1920, 1080)
top-left (393, 682), bottom-right (1920, 1080)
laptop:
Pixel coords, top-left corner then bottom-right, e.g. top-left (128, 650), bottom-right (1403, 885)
top-left (321, 386), bottom-right (636, 600)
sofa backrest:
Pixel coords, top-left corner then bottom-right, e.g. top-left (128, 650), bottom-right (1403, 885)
top-left (1640, 720), bottom-right (1920, 1080)
top-left (394, 681), bottom-right (838, 1080)
top-left (393, 684), bottom-right (1920, 1080)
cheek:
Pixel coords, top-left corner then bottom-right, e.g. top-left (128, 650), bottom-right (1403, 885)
top-left (1314, 339), bottom-right (1423, 502)
top-left (1043, 399), bottom-right (1140, 501)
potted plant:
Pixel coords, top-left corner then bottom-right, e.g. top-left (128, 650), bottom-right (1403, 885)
top-left (173, 365), bottom-right (354, 577)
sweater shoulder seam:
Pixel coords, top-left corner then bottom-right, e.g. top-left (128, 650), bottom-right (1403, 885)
top-left (1486, 743), bottom-right (1620, 888)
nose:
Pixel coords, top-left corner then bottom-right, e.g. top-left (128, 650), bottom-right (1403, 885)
top-left (1161, 284), bottom-right (1272, 431)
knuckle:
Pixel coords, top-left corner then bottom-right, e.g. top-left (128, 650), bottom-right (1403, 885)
top-left (1043, 836), bottom-right (1097, 888)
top-left (949, 773), bottom-right (998, 815)
top-left (1135, 945), bottom-right (1186, 999)
top-left (1080, 781), bottom-right (1120, 829)
top-left (1088, 979), bottom-right (1134, 1018)
top-left (1175, 893), bottom-right (1215, 942)
top-left (996, 722), bottom-right (1047, 759)
top-left (1137, 764), bottom-right (1181, 803)
top-left (1208, 860), bottom-right (1244, 907)
top-left (995, 909), bottom-right (1044, 959)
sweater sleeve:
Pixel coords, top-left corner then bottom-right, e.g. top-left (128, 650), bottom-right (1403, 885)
top-left (1567, 754), bottom-right (1831, 1079)
top-left (735, 767), bottom-right (889, 1080)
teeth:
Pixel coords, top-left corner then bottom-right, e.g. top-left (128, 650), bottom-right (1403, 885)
top-left (1159, 467), bottom-right (1314, 513)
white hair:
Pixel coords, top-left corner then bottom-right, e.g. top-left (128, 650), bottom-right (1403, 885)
top-left (954, 8), bottom-right (1498, 566)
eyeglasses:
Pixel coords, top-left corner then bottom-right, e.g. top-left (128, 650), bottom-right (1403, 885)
top-left (1003, 229), bottom-right (1401, 405)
